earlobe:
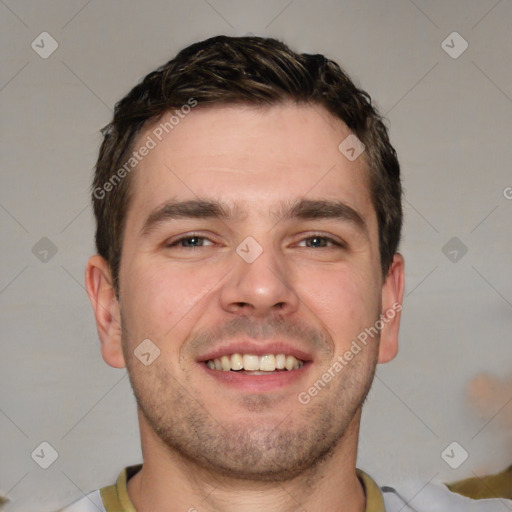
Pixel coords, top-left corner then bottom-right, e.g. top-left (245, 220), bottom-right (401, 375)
top-left (85, 255), bottom-right (126, 368)
top-left (378, 253), bottom-right (405, 364)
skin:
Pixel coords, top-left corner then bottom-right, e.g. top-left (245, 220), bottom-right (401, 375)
top-left (86, 102), bottom-right (405, 512)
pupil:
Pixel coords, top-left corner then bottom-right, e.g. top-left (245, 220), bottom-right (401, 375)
top-left (186, 237), bottom-right (200, 246)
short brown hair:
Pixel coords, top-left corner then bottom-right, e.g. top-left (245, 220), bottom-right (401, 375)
top-left (92, 35), bottom-right (402, 294)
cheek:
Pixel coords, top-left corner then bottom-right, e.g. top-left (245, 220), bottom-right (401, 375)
top-left (120, 260), bottom-right (222, 339)
top-left (298, 266), bottom-right (380, 341)
top-left (118, 261), bottom-right (172, 342)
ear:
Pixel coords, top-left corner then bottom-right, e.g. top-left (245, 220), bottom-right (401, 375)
top-left (85, 254), bottom-right (126, 368)
top-left (378, 253), bottom-right (405, 364)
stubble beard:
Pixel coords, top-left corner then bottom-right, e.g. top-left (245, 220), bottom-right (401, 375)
top-left (124, 333), bottom-right (379, 482)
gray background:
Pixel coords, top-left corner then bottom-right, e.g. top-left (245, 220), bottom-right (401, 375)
top-left (1, 1), bottom-right (511, 510)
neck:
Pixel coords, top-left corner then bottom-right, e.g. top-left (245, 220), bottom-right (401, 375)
top-left (127, 408), bottom-right (366, 512)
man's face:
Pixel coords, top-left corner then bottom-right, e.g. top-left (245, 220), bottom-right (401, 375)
top-left (98, 103), bottom-right (401, 480)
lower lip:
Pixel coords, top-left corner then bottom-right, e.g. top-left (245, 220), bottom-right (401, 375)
top-left (200, 362), bottom-right (311, 392)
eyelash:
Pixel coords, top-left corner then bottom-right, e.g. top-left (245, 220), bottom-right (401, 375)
top-left (166, 233), bottom-right (345, 249)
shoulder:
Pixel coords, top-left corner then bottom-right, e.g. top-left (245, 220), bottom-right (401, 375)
top-left (381, 477), bottom-right (512, 512)
top-left (446, 464), bottom-right (512, 500)
top-left (57, 464), bottom-right (141, 512)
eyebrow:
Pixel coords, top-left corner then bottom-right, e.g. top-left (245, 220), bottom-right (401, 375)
top-left (140, 198), bottom-right (368, 237)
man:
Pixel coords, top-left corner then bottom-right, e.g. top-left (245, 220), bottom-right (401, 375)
top-left (62, 35), bottom-right (510, 511)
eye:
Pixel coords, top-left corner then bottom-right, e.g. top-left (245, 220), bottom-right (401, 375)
top-left (165, 234), bottom-right (215, 248)
top-left (164, 233), bottom-right (345, 250)
top-left (297, 234), bottom-right (344, 249)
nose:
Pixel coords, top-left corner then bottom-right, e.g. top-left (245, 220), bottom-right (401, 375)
top-left (219, 238), bottom-right (300, 318)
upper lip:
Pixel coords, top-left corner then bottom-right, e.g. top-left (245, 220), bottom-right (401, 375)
top-left (197, 340), bottom-right (313, 363)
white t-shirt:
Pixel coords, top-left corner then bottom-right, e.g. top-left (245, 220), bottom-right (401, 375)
top-left (59, 466), bottom-right (512, 512)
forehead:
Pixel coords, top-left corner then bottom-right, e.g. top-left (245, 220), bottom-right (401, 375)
top-left (126, 103), bottom-right (374, 231)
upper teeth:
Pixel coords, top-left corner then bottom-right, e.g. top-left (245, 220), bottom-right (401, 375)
top-left (206, 354), bottom-right (304, 372)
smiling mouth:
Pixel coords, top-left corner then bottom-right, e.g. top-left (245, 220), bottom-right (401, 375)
top-left (205, 353), bottom-right (304, 373)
